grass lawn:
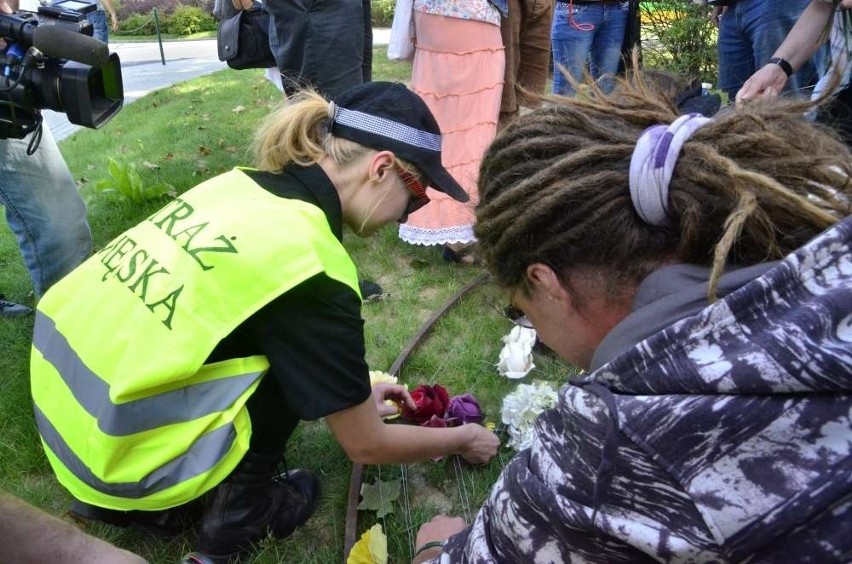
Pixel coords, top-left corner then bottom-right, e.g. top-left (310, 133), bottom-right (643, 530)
top-left (0, 47), bottom-right (575, 562)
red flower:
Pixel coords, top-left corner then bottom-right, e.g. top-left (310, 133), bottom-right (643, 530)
top-left (402, 384), bottom-right (450, 424)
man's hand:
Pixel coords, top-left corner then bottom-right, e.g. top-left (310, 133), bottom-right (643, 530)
top-left (457, 423), bottom-right (499, 464)
top-left (413, 515), bottom-right (467, 564)
top-left (708, 6), bottom-right (727, 27)
top-left (372, 382), bottom-right (415, 418)
top-left (231, 0), bottom-right (253, 9)
top-left (0, 0), bottom-right (9, 49)
top-left (737, 63), bottom-right (789, 104)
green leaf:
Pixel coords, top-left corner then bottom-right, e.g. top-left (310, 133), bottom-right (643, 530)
top-left (357, 478), bottom-right (400, 519)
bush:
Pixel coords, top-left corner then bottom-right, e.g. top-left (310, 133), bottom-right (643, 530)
top-left (117, 12), bottom-right (157, 35)
top-left (639, 0), bottom-right (718, 84)
top-left (165, 5), bottom-right (218, 35)
top-left (118, 0), bottom-right (213, 18)
top-left (372, 0), bottom-right (394, 27)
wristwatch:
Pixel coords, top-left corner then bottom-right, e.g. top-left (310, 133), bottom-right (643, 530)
top-left (768, 57), bottom-right (793, 78)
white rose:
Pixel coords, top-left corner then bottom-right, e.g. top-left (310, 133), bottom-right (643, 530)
top-left (502, 325), bottom-right (537, 349)
top-left (496, 341), bottom-right (535, 379)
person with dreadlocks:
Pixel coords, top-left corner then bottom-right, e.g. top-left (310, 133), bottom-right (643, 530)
top-left (409, 72), bottom-right (852, 563)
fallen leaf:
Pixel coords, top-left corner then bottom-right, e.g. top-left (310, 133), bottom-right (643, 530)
top-left (232, 105), bottom-right (246, 113)
top-left (164, 152), bottom-right (174, 161)
top-left (198, 146), bottom-right (212, 156)
top-left (142, 161), bottom-right (160, 170)
top-left (357, 478), bottom-right (400, 518)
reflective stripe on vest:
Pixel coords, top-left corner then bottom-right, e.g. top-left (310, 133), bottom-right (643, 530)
top-left (33, 311), bottom-right (263, 436)
top-left (34, 405), bottom-right (236, 499)
top-left (31, 168), bottom-right (360, 510)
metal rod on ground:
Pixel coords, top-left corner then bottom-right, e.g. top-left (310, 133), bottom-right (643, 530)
top-left (342, 273), bottom-right (490, 561)
top-left (153, 8), bottom-right (165, 65)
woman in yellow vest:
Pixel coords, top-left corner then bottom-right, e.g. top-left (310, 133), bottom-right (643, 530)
top-left (30, 81), bottom-right (500, 561)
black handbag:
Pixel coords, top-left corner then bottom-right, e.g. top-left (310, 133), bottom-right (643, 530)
top-left (217, 4), bottom-right (277, 70)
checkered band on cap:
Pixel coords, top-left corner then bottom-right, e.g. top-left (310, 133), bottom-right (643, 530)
top-left (332, 106), bottom-right (442, 152)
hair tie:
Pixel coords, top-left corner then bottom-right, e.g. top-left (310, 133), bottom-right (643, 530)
top-left (629, 113), bottom-right (711, 226)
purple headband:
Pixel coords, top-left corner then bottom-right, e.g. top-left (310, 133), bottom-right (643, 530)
top-left (629, 113), bottom-right (711, 226)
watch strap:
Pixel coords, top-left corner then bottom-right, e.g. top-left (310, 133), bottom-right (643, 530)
top-left (769, 57), bottom-right (793, 78)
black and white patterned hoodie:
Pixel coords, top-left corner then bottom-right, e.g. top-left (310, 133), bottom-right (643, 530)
top-left (437, 217), bottom-right (852, 563)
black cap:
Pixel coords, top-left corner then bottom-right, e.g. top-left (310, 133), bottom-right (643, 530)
top-left (329, 82), bottom-right (469, 203)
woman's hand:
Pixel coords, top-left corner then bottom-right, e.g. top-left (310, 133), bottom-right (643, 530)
top-left (372, 382), bottom-right (415, 418)
top-left (457, 423), bottom-right (499, 464)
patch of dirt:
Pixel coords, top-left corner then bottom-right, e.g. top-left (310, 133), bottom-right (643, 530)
top-left (405, 468), bottom-right (454, 513)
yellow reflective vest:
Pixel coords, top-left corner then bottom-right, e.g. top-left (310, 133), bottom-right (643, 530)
top-left (30, 168), bottom-right (360, 510)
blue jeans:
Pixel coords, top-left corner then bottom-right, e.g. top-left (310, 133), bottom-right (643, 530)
top-left (718, 0), bottom-right (826, 101)
top-left (85, 9), bottom-right (109, 44)
top-left (551, 1), bottom-right (630, 96)
top-left (0, 127), bottom-right (92, 296)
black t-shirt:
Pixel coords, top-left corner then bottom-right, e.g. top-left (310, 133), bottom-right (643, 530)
top-left (206, 165), bottom-right (371, 421)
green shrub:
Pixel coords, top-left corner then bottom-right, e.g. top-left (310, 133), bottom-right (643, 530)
top-left (639, 0), bottom-right (718, 84)
top-left (117, 12), bottom-right (157, 35)
top-left (372, 0), bottom-right (395, 27)
top-left (165, 5), bottom-right (217, 35)
top-left (91, 159), bottom-right (175, 204)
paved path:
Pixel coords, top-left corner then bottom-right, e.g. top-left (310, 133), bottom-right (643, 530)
top-left (47, 30), bottom-right (391, 141)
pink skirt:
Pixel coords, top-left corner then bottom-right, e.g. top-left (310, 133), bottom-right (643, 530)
top-left (398, 12), bottom-right (504, 246)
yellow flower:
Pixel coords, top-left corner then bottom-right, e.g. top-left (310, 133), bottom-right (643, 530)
top-left (347, 523), bottom-right (388, 564)
top-left (369, 371), bottom-right (398, 386)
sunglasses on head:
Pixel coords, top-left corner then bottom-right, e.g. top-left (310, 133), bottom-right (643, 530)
top-left (394, 164), bottom-right (430, 217)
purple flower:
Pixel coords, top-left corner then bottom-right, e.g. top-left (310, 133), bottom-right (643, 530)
top-left (445, 393), bottom-right (483, 426)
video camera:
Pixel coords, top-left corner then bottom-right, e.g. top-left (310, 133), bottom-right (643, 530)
top-left (0, 0), bottom-right (124, 142)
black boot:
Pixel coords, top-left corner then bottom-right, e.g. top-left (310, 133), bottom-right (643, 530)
top-left (197, 452), bottom-right (320, 560)
top-left (68, 499), bottom-right (202, 537)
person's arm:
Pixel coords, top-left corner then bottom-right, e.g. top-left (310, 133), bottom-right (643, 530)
top-left (100, 0), bottom-right (118, 31)
top-left (0, 0), bottom-right (15, 14)
top-left (326, 396), bottom-right (499, 465)
top-left (0, 491), bottom-right (148, 563)
top-left (231, 0), bottom-right (252, 9)
top-left (737, 0), bottom-right (836, 102)
top-left (241, 271), bottom-right (500, 465)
